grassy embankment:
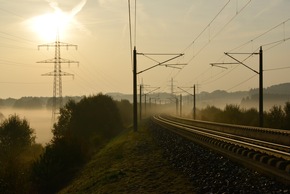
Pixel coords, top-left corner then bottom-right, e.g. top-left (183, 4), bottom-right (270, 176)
top-left (59, 121), bottom-right (196, 193)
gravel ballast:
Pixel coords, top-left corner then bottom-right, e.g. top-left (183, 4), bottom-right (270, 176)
top-left (149, 120), bottom-right (290, 193)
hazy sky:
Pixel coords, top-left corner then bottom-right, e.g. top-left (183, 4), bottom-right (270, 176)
top-left (0, 0), bottom-right (290, 98)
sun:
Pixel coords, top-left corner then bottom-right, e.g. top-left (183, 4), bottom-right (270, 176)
top-left (29, 10), bottom-right (72, 42)
top-left (26, 0), bottom-right (88, 42)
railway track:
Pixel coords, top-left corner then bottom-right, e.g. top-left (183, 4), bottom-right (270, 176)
top-left (151, 114), bottom-right (290, 185)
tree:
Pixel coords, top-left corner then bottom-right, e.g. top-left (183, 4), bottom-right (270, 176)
top-left (115, 99), bottom-right (133, 127)
top-left (265, 105), bottom-right (285, 129)
top-left (243, 108), bottom-right (259, 126)
top-left (223, 104), bottom-right (243, 124)
top-left (0, 112), bottom-right (4, 122)
top-left (13, 97), bottom-right (44, 109)
top-left (198, 105), bottom-right (222, 122)
top-left (0, 115), bottom-right (36, 193)
top-left (53, 94), bottom-right (123, 142)
top-left (0, 115), bottom-right (35, 155)
top-left (32, 94), bottom-right (124, 193)
top-left (283, 102), bottom-right (290, 130)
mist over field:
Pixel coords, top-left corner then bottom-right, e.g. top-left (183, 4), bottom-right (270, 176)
top-left (0, 108), bottom-right (52, 144)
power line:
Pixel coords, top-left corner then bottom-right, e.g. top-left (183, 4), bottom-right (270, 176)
top-left (212, 0), bottom-right (252, 40)
top-left (226, 74), bottom-right (257, 91)
top-left (173, 0), bottom-right (252, 85)
top-left (229, 17), bottom-right (290, 52)
top-left (128, 0), bottom-right (133, 69)
top-left (0, 59), bottom-right (49, 69)
top-left (264, 66), bottom-right (290, 72)
top-left (203, 16), bottom-right (290, 91)
top-left (0, 81), bottom-right (50, 85)
top-left (182, 0), bottom-right (231, 53)
top-left (262, 36), bottom-right (290, 51)
top-left (0, 31), bottom-right (37, 45)
top-left (0, 7), bottom-right (24, 19)
top-left (185, 0), bottom-right (252, 65)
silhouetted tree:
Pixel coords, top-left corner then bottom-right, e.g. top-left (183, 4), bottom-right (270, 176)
top-left (13, 97), bottom-right (44, 109)
top-left (242, 108), bottom-right (259, 126)
top-left (0, 115), bottom-right (35, 155)
top-left (53, 94), bottom-right (122, 142)
top-left (197, 102), bottom-right (290, 130)
top-left (32, 94), bottom-right (124, 193)
top-left (0, 112), bottom-right (4, 122)
top-left (283, 102), bottom-right (290, 130)
top-left (265, 105), bottom-right (285, 129)
top-left (115, 99), bottom-right (133, 127)
top-left (0, 115), bottom-right (36, 193)
top-left (222, 104), bottom-right (243, 124)
top-left (198, 105), bottom-right (222, 122)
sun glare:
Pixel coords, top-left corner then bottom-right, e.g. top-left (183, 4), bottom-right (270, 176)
top-left (26, 0), bottom-right (87, 42)
top-left (29, 10), bottom-right (72, 41)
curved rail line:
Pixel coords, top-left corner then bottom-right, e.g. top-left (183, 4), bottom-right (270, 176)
top-left (151, 115), bottom-right (290, 185)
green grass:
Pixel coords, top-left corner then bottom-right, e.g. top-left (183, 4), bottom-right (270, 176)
top-left (59, 121), bottom-right (196, 193)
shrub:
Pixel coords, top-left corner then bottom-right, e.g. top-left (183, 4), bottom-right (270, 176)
top-left (31, 94), bottom-right (124, 193)
top-left (265, 105), bottom-right (285, 129)
top-left (283, 102), bottom-right (290, 129)
top-left (0, 115), bottom-right (37, 194)
top-left (31, 139), bottom-right (84, 193)
top-left (198, 106), bottom-right (222, 122)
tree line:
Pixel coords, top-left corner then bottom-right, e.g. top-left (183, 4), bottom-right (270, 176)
top-left (197, 102), bottom-right (290, 130)
top-left (0, 94), bottom-right (132, 193)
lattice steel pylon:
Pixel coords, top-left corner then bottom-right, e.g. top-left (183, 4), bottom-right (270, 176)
top-left (37, 34), bottom-right (78, 122)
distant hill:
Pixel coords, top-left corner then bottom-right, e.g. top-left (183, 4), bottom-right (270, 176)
top-left (107, 83), bottom-right (290, 111)
top-left (241, 83), bottom-right (290, 110)
top-left (1, 83), bottom-right (290, 111)
top-left (0, 96), bottom-right (83, 109)
top-left (250, 83), bottom-right (290, 95)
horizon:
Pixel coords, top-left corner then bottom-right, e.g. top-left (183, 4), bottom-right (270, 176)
top-left (1, 0), bottom-right (290, 99)
top-left (1, 81), bottom-right (290, 100)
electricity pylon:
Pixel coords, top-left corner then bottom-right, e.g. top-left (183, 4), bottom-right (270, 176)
top-left (37, 35), bottom-right (78, 122)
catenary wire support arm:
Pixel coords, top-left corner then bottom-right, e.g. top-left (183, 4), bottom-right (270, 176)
top-left (177, 86), bottom-right (193, 96)
top-left (137, 53), bottom-right (184, 74)
top-left (161, 63), bottom-right (187, 69)
top-left (143, 87), bottom-right (160, 96)
top-left (177, 86), bottom-right (196, 119)
top-left (224, 47), bottom-right (263, 127)
top-left (210, 62), bottom-right (240, 69)
top-left (143, 87), bottom-right (160, 117)
top-left (133, 50), bottom-right (183, 132)
top-left (224, 52), bottom-right (259, 74)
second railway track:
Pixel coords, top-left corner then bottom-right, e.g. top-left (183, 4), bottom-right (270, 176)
top-left (151, 114), bottom-right (290, 185)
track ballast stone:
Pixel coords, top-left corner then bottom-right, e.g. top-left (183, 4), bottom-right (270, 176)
top-left (149, 120), bottom-right (290, 194)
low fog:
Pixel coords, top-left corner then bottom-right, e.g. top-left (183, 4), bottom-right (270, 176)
top-left (0, 108), bottom-right (52, 144)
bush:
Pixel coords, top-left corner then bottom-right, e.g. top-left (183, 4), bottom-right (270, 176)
top-left (223, 104), bottom-right (243, 124)
top-left (197, 106), bottom-right (222, 122)
top-left (0, 115), bottom-right (38, 194)
top-left (197, 102), bottom-right (290, 130)
top-left (0, 115), bottom-right (35, 154)
top-left (53, 94), bottom-right (123, 142)
top-left (283, 102), bottom-right (290, 129)
top-left (31, 94), bottom-right (124, 193)
top-left (242, 108), bottom-right (259, 126)
top-left (265, 105), bottom-right (285, 129)
top-left (31, 139), bottom-right (85, 193)
top-left (115, 99), bottom-right (133, 127)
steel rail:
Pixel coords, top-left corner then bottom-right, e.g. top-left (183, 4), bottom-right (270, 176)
top-left (155, 115), bottom-right (290, 160)
top-left (163, 115), bottom-right (290, 146)
top-left (151, 115), bottom-right (290, 184)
